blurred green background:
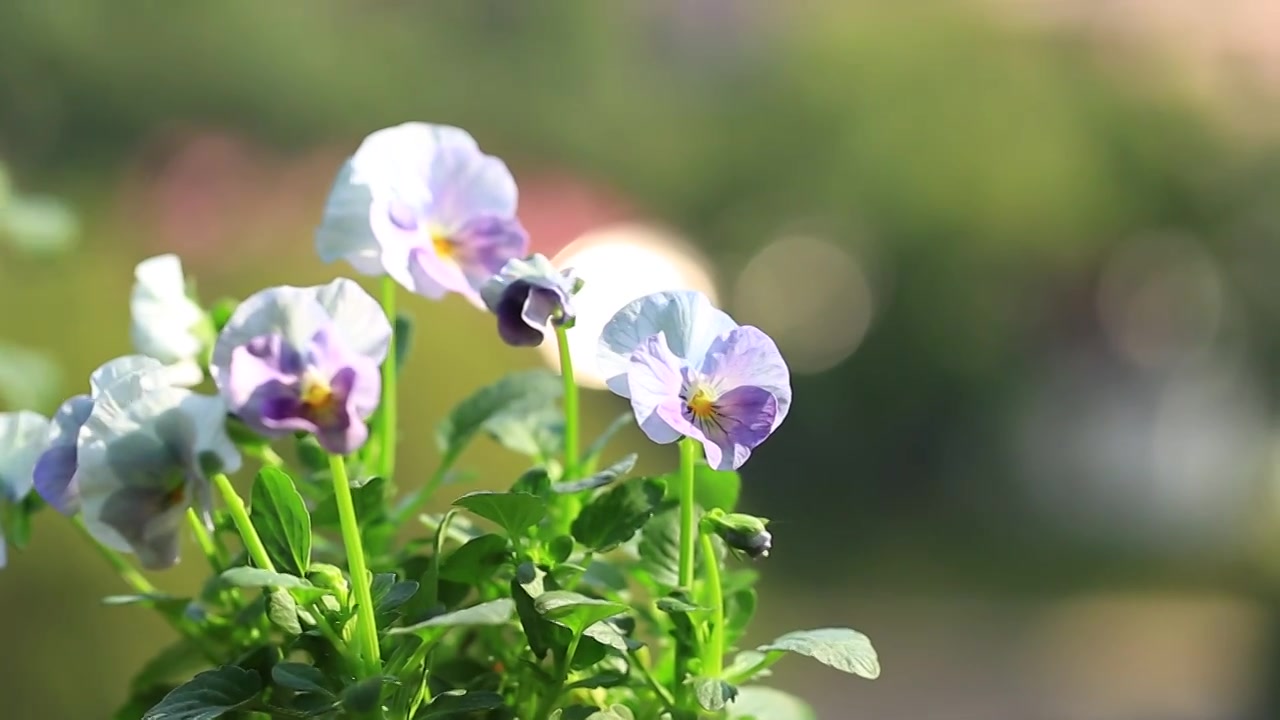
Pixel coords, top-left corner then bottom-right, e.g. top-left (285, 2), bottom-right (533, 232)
top-left (3, 1), bottom-right (1280, 718)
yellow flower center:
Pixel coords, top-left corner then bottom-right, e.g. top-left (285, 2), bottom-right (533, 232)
top-left (432, 231), bottom-right (455, 259)
top-left (300, 372), bottom-right (338, 423)
top-left (686, 388), bottom-right (716, 420)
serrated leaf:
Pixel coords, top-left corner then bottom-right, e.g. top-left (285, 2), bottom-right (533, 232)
top-left (693, 677), bottom-right (738, 711)
top-left (581, 621), bottom-right (629, 653)
top-left (534, 591), bottom-right (628, 635)
top-left (142, 665), bottom-right (262, 720)
top-left (436, 370), bottom-right (563, 472)
top-left (439, 533), bottom-right (511, 584)
top-left (453, 491), bottom-right (547, 538)
top-left (390, 598), bottom-right (515, 635)
top-left (419, 689), bottom-right (507, 718)
top-left (552, 454), bottom-right (637, 494)
top-left (572, 478), bottom-right (665, 551)
top-left (249, 467), bottom-right (312, 576)
top-left (271, 663), bottom-right (332, 697)
top-left (728, 686), bottom-right (816, 720)
top-left (757, 628), bottom-right (880, 679)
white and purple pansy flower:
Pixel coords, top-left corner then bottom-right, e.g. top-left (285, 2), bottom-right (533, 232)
top-left (130, 254), bottom-right (207, 387)
top-left (0, 410), bottom-right (50, 567)
top-left (597, 290), bottom-right (791, 471)
top-left (33, 355), bottom-right (185, 517)
top-left (316, 122), bottom-right (529, 307)
top-left (480, 253), bottom-right (580, 347)
top-left (211, 278), bottom-right (391, 455)
top-left (75, 371), bottom-right (240, 570)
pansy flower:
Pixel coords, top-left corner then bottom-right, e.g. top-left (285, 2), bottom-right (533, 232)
top-left (480, 253), bottom-right (580, 347)
top-left (316, 122), bottom-right (529, 306)
top-left (597, 290), bottom-right (791, 470)
top-left (211, 278), bottom-right (391, 454)
top-left (0, 411), bottom-right (49, 567)
top-left (76, 372), bottom-right (240, 569)
top-left (130, 254), bottom-right (207, 387)
top-left (33, 355), bottom-right (181, 516)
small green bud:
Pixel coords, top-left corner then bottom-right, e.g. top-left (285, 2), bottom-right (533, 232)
top-left (705, 511), bottom-right (772, 559)
top-left (307, 563), bottom-right (350, 604)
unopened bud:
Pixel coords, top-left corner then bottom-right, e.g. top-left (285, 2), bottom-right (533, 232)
top-left (307, 563), bottom-right (350, 604)
top-left (705, 512), bottom-right (772, 559)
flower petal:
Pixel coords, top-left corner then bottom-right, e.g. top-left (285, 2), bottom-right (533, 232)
top-left (33, 394), bottom-right (93, 515)
top-left (97, 485), bottom-right (186, 569)
top-left (626, 333), bottom-right (693, 445)
top-left (598, 290), bottom-right (738, 398)
top-left (451, 216), bottom-right (530, 293)
top-left (130, 255), bottom-right (205, 365)
top-left (695, 386), bottom-right (778, 471)
top-left (699, 325), bottom-right (792, 431)
top-left (349, 122), bottom-right (478, 192)
top-left (315, 161), bottom-right (386, 276)
top-left (310, 278), bottom-right (393, 364)
top-left (426, 144), bottom-right (519, 230)
top-left (0, 410), bottom-right (48, 501)
top-left (90, 355), bottom-right (169, 396)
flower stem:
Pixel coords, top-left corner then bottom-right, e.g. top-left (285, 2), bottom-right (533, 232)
top-left (186, 507), bottom-right (223, 571)
top-left (329, 454), bottom-right (382, 676)
top-left (699, 531), bottom-right (725, 677)
top-left (378, 276), bottom-right (398, 481)
top-left (554, 324), bottom-right (579, 481)
top-left (211, 472), bottom-right (275, 572)
top-left (677, 438), bottom-right (699, 589)
top-left (73, 516), bottom-right (157, 595)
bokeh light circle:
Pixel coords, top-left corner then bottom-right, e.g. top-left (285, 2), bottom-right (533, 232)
top-left (539, 223), bottom-right (718, 388)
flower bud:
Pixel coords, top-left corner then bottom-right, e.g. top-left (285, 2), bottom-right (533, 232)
top-left (706, 512), bottom-right (772, 559)
top-left (307, 563), bottom-right (350, 604)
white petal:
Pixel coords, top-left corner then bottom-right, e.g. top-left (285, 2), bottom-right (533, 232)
top-left (596, 290), bottom-right (737, 397)
top-left (349, 122), bottom-right (478, 192)
top-left (179, 393), bottom-right (241, 476)
top-left (89, 355), bottom-right (168, 396)
top-left (315, 160), bottom-right (385, 275)
top-left (311, 278), bottom-right (394, 364)
top-left (0, 410), bottom-right (49, 500)
top-left (130, 255), bottom-right (204, 364)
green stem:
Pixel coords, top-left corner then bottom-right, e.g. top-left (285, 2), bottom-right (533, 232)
top-left (211, 472), bottom-right (275, 572)
top-left (534, 633), bottom-right (583, 720)
top-left (379, 276), bottom-right (398, 480)
top-left (329, 454), bottom-right (382, 676)
top-left (260, 446), bottom-right (285, 468)
top-left (628, 649), bottom-right (678, 710)
top-left (677, 438), bottom-right (698, 589)
top-left (724, 652), bottom-right (785, 685)
top-left (699, 531), bottom-right (725, 677)
top-left (555, 324), bottom-right (579, 481)
top-left (73, 516), bottom-right (157, 595)
top-left (186, 507), bottom-right (223, 570)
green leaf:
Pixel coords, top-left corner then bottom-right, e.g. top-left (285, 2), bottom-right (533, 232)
top-left (584, 706), bottom-right (635, 720)
top-left (656, 595), bottom-right (704, 614)
top-left (572, 478), bottom-right (665, 551)
top-left (271, 663), bottom-right (332, 697)
top-left (581, 621), bottom-right (630, 653)
top-left (581, 411), bottom-right (633, 472)
top-left (552, 454), bottom-right (637, 494)
top-left (389, 598), bottom-right (515, 636)
top-left (724, 651), bottom-right (771, 682)
top-left (511, 566), bottom-right (560, 660)
top-left (142, 665), bottom-right (262, 720)
top-left (419, 689), bottom-right (507, 718)
top-left (484, 401), bottom-right (564, 461)
top-left (249, 467), bottom-right (312, 576)
top-left (757, 628), bottom-right (880, 679)
top-left (728, 686), bottom-right (816, 720)
top-left (453, 491), bottom-right (547, 538)
top-left (129, 641), bottom-right (208, 693)
top-left (312, 475), bottom-right (386, 528)
top-left (694, 463), bottom-right (741, 511)
top-left (637, 509), bottom-right (680, 589)
top-left (564, 671), bottom-right (628, 691)
top-left (102, 594), bottom-right (190, 616)
top-left (220, 567), bottom-right (328, 601)
top-left (374, 580), bottom-right (419, 615)
top-left (693, 677), bottom-right (738, 711)
top-left (510, 467), bottom-right (552, 496)
top-left (534, 591), bottom-right (628, 635)
top-left (548, 534), bottom-right (575, 564)
top-left (438, 533), bottom-right (511, 584)
top-left (725, 588), bottom-right (757, 645)
top-left (267, 590), bottom-right (302, 635)
top-left (341, 676), bottom-right (392, 713)
top-left (436, 369), bottom-right (563, 472)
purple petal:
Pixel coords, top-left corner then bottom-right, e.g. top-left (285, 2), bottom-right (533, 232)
top-left (451, 215), bottom-right (529, 290)
top-left (426, 144), bottom-right (519, 229)
top-left (690, 385), bottom-right (778, 471)
top-left (407, 245), bottom-right (474, 301)
top-left (699, 325), bottom-right (792, 431)
top-left (627, 333), bottom-right (694, 445)
top-left (494, 282), bottom-right (545, 347)
top-left (33, 394), bottom-right (93, 515)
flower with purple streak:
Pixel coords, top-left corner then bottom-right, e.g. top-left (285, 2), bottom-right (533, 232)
top-left (597, 290), bottom-right (791, 470)
top-left (33, 355), bottom-right (181, 516)
top-left (0, 410), bottom-right (50, 567)
top-left (211, 279), bottom-right (390, 454)
top-left (480, 254), bottom-right (580, 347)
top-left (75, 372), bottom-right (240, 570)
top-left (316, 122), bottom-right (529, 306)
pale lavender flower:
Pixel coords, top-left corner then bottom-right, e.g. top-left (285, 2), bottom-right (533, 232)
top-left (0, 410), bottom-right (49, 567)
top-left (210, 279), bottom-right (390, 454)
top-left (130, 255), bottom-right (207, 387)
top-left (33, 356), bottom-right (180, 516)
top-left (76, 373), bottom-right (240, 570)
top-left (597, 290), bottom-right (791, 470)
top-left (480, 254), bottom-right (580, 347)
top-left (316, 122), bottom-right (529, 306)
